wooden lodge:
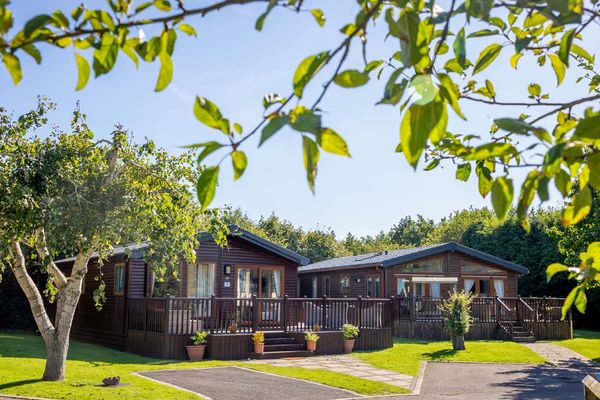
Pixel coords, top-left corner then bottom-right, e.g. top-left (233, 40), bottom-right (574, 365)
top-left (54, 229), bottom-right (572, 360)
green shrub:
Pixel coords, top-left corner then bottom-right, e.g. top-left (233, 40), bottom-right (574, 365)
top-left (438, 291), bottom-right (475, 350)
top-left (305, 332), bottom-right (320, 342)
top-left (190, 330), bottom-right (209, 345)
top-left (252, 331), bottom-right (265, 344)
top-left (342, 324), bottom-right (359, 340)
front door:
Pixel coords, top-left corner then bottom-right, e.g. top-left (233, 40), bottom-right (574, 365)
top-left (366, 273), bottom-right (382, 298)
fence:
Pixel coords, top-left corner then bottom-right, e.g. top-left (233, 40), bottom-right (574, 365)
top-left (127, 295), bottom-right (392, 336)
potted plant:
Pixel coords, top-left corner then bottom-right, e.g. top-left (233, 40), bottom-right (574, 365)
top-left (305, 331), bottom-right (320, 352)
top-left (342, 324), bottom-right (359, 353)
top-left (186, 330), bottom-right (209, 361)
top-left (252, 331), bottom-right (265, 354)
top-left (228, 323), bottom-right (238, 334)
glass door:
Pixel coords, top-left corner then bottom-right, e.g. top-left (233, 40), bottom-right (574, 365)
top-left (366, 273), bottom-right (382, 298)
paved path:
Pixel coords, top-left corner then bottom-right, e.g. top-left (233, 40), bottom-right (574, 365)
top-left (522, 341), bottom-right (597, 369)
top-left (138, 366), bottom-right (361, 400)
top-left (248, 354), bottom-right (415, 389)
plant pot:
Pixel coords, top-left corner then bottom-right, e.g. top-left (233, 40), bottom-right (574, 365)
top-left (186, 344), bottom-right (206, 361)
top-left (254, 343), bottom-right (264, 354)
top-left (343, 339), bottom-right (355, 354)
top-left (306, 340), bottom-right (317, 352)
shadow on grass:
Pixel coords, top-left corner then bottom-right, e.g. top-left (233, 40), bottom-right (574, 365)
top-left (0, 331), bottom-right (173, 366)
top-left (422, 349), bottom-right (457, 360)
top-left (0, 379), bottom-right (43, 391)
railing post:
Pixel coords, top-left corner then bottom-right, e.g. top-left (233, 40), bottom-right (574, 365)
top-left (283, 295), bottom-right (288, 332)
top-left (143, 297), bottom-right (148, 340)
top-left (542, 296), bottom-right (547, 322)
top-left (357, 296), bottom-right (362, 328)
top-left (321, 295), bottom-right (327, 330)
top-left (210, 294), bottom-right (216, 334)
top-left (389, 296), bottom-right (396, 328)
top-left (252, 294), bottom-right (258, 332)
top-left (165, 294), bottom-right (171, 334)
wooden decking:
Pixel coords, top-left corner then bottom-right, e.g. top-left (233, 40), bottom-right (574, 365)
top-left (125, 295), bottom-right (571, 359)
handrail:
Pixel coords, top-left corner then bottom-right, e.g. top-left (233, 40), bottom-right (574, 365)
top-left (496, 297), bottom-right (514, 338)
top-left (518, 297), bottom-right (534, 312)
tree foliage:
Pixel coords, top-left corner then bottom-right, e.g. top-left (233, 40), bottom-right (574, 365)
top-left (439, 291), bottom-right (475, 350)
top-left (0, 0), bottom-right (598, 314)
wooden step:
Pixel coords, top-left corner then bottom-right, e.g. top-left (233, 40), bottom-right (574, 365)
top-left (512, 336), bottom-right (535, 343)
top-left (264, 337), bottom-right (296, 345)
top-left (249, 350), bottom-right (315, 360)
top-left (264, 343), bottom-right (305, 352)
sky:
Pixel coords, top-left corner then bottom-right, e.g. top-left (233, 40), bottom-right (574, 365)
top-left (1, 1), bottom-right (594, 237)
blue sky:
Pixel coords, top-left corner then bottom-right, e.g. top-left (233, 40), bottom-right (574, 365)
top-left (2, 1), bottom-right (592, 236)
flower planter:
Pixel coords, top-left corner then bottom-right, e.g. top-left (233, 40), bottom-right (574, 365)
top-left (306, 340), bottom-right (317, 352)
top-left (343, 339), bottom-right (355, 354)
top-left (254, 343), bottom-right (264, 354)
top-left (186, 344), bottom-right (206, 361)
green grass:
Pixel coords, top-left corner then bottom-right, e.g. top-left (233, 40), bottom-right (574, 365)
top-left (0, 331), bottom-right (406, 399)
top-left (554, 329), bottom-right (600, 363)
top-left (353, 339), bottom-right (547, 376)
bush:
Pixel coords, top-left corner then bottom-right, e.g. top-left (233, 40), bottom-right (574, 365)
top-left (438, 291), bottom-right (475, 350)
top-left (305, 332), bottom-right (320, 342)
top-left (252, 331), bottom-right (265, 344)
top-left (190, 330), bottom-right (209, 345)
top-left (342, 324), bottom-right (359, 340)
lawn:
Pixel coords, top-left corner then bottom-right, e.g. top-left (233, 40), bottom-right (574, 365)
top-left (353, 339), bottom-right (547, 376)
top-left (0, 331), bottom-right (406, 400)
top-left (554, 329), bottom-right (600, 363)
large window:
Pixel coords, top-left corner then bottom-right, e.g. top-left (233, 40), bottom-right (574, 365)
top-left (398, 258), bottom-right (443, 274)
top-left (187, 262), bottom-right (215, 297)
top-left (237, 267), bottom-right (282, 298)
top-left (366, 274), bottom-right (381, 298)
top-left (114, 263), bottom-right (125, 295)
top-left (464, 277), bottom-right (505, 297)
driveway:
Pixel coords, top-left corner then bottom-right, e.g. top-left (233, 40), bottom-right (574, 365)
top-left (138, 366), bottom-right (361, 400)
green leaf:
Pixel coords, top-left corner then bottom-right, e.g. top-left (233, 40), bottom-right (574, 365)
top-left (468, 29), bottom-right (499, 38)
top-left (573, 114), bottom-right (600, 140)
top-left (491, 176), bottom-right (513, 221)
top-left (424, 159), bottom-right (440, 171)
top-left (379, 69), bottom-right (408, 105)
top-left (465, 0), bottom-right (493, 19)
top-left (74, 53), bottom-right (90, 91)
top-left (310, 9), bottom-right (326, 27)
top-left (155, 52), bottom-right (173, 92)
top-left (190, 141), bottom-right (224, 164)
top-left (510, 53), bottom-right (522, 69)
top-left (559, 29), bottom-right (575, 66)
top-left (571, 44), bottom-right (593, 64)
top-left (472, 43), bottom-right (503, 75)
top-left (517, 170), bottom-right (539, 231)
top-left (515, 37), bottom-right (532, 53)
top-left (193, 96), bottom-right (224, 131)
top-left (438, 73), bottom-right (465, 119)
top-left (231, 151), bottom-right (248, 180)
top-left (302, 136), bottom-right (320, 193)
top-left (554, 169), bottom-right (572, 196)
top-left (456, 163), bottom-right (472, 181)
top-left (196, 166), bottom-right (219, 211)
top-left (397, 11), bottom-right (425, 67)
top-left (178, 23), bottom-right (197, 37)
top-left (465, 143), bottom-right (516, 160)
top-left (546, 263), bottom-right (569, 282)
top-left (21, 44), bottom-right (42, 64)
top-left (494, 118), bottom-right (535, 134)
top-left (400, 101), bottom-right (448, 168)
top-left (318, 128), bottom-right (350, 157)
top-left (255, 0), bottom-right (277, 31)
top-left (562, 286), bottom-right (586, 319)
top-left (260, 115), bottom-right (289, 146)
top-left (453, 28), bottom-right (466, 68)
top-left (562, 186), bottom-right (592, 226)
top-left (333, 69), bottom-right (369, 88)
top-left (411, 74), bottom-right (439, 105)
top-left (548, 53), bottom-right (566, 85)
top-left (154, 0), bottom-right (171, 12)
top-left (92, 35), bottom-right (118, 76)
top-left (477, 165), bottom-right (493, 197)
top-left (2, 53), bottom-right (22, 85)
top-left (293, 51), bottom-right (329, 98)
top-left (24, 14), bottom-right (52, 37)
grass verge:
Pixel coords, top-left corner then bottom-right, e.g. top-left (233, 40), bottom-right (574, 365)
top-left (554, 329), bottom-right (600, 363)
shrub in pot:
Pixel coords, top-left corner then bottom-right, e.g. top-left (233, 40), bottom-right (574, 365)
top-left (186, 330), bottom-right (209, 361)
top-left (342, 324), bottom-right (359, 353)
top-left (252, 331), bottom-right (265, 354)
top-left (305, 331), bottom-right (320, 352)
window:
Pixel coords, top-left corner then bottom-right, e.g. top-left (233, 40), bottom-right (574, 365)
top-left (236, 267), bottom-right (283, 298)
top-left (114, 263), bottom-right (125, 295)
top-left (398, 258), bottom-right (443, 273)
top-left (464, 277), bottom-right (506, 297)
top-left (187, 262), bottom-right (215, 298)
top-left (323, 276), bottom-right (331, 297)
top-left (311, 277), bottom-right (318, 298)
top-left (366, 274), bottom-right (381, 298)
top-left (340, 275), bottom-right (350, 291)
top-left (396, 277), bottom-right (409, 297)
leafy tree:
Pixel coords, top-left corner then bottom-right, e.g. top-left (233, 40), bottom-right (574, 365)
top-left (300, 228), bottom-right (349, 263)
top-left (1, 0), bottom-right (598, 318)
top-left (389, 215), bottom-right (435, 247)
top-left (439, 291), bottom-right (475, 350)
top-left (424, 208), bottom-right (498, 244)
top-left (0, 99), bottom-right (210, 381)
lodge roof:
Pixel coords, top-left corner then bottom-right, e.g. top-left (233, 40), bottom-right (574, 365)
top-left (298, 242), bottom-right (528, 274)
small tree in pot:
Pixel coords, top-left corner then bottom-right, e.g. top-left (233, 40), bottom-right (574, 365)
top-left (438, 291), bottom-right (475, 350)
top-left (187, 330), bottom-right (209, 361)
top-left (342, 324), bottom-right (359, 353)
top-left (252, 331), bottom-right (265, 354)
top-left (305, 332), bottom-right (320, 352)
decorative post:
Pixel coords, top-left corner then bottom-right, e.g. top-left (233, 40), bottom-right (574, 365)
top-left (357, 296), bottom-right (362, 329)
top-left (210, 294), bottom-right (216, 334)
top-left (283, 295), bottom-right (288, 333)
top-left (321, 295), bottom-right (327, 330)
top-left (252, 294), bottom-right (259, 332)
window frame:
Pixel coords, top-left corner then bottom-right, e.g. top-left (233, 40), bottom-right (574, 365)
top-left (187, 262), bottom-right (216, 298)
top-left (114, 262), bottom-right (126, 296)
top-left (233, 265), bottom-right (285, 298)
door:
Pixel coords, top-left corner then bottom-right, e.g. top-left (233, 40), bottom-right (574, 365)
top-left (323, 276), bottom-right (331, 297)
top-left (366, 273), bottom-right (382, 298)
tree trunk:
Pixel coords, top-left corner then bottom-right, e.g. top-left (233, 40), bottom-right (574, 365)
top-left (452, 335), bottom-right (466, 350)
top-left (43, 334), bottom-right (69, 381)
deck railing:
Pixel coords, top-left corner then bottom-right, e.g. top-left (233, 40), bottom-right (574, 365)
top-left (126, 295), bottom-right (568, 336)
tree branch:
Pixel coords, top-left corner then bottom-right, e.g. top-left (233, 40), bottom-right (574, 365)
top-left (529, 93), bottom-right (600, 124)
top-left (34, 228), bottom-right (67, 288)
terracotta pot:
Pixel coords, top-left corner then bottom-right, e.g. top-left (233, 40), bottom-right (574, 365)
top-left (254, 343), bottom-right (265, 354)
top-left (186, 344), bottom-right (206, 361)
top-left (306, 340), bottom-right (317, 352)
top-left (343, 339), bottom-right (355, 354)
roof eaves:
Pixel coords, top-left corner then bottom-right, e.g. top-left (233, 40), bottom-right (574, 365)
top-left (298, 262), bottom-right (384, 274)
top-left (230, 225), bottom-right (310, 266)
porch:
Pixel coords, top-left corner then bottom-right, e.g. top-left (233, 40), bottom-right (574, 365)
top-left (124, 295), bottom-right (571, 360)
